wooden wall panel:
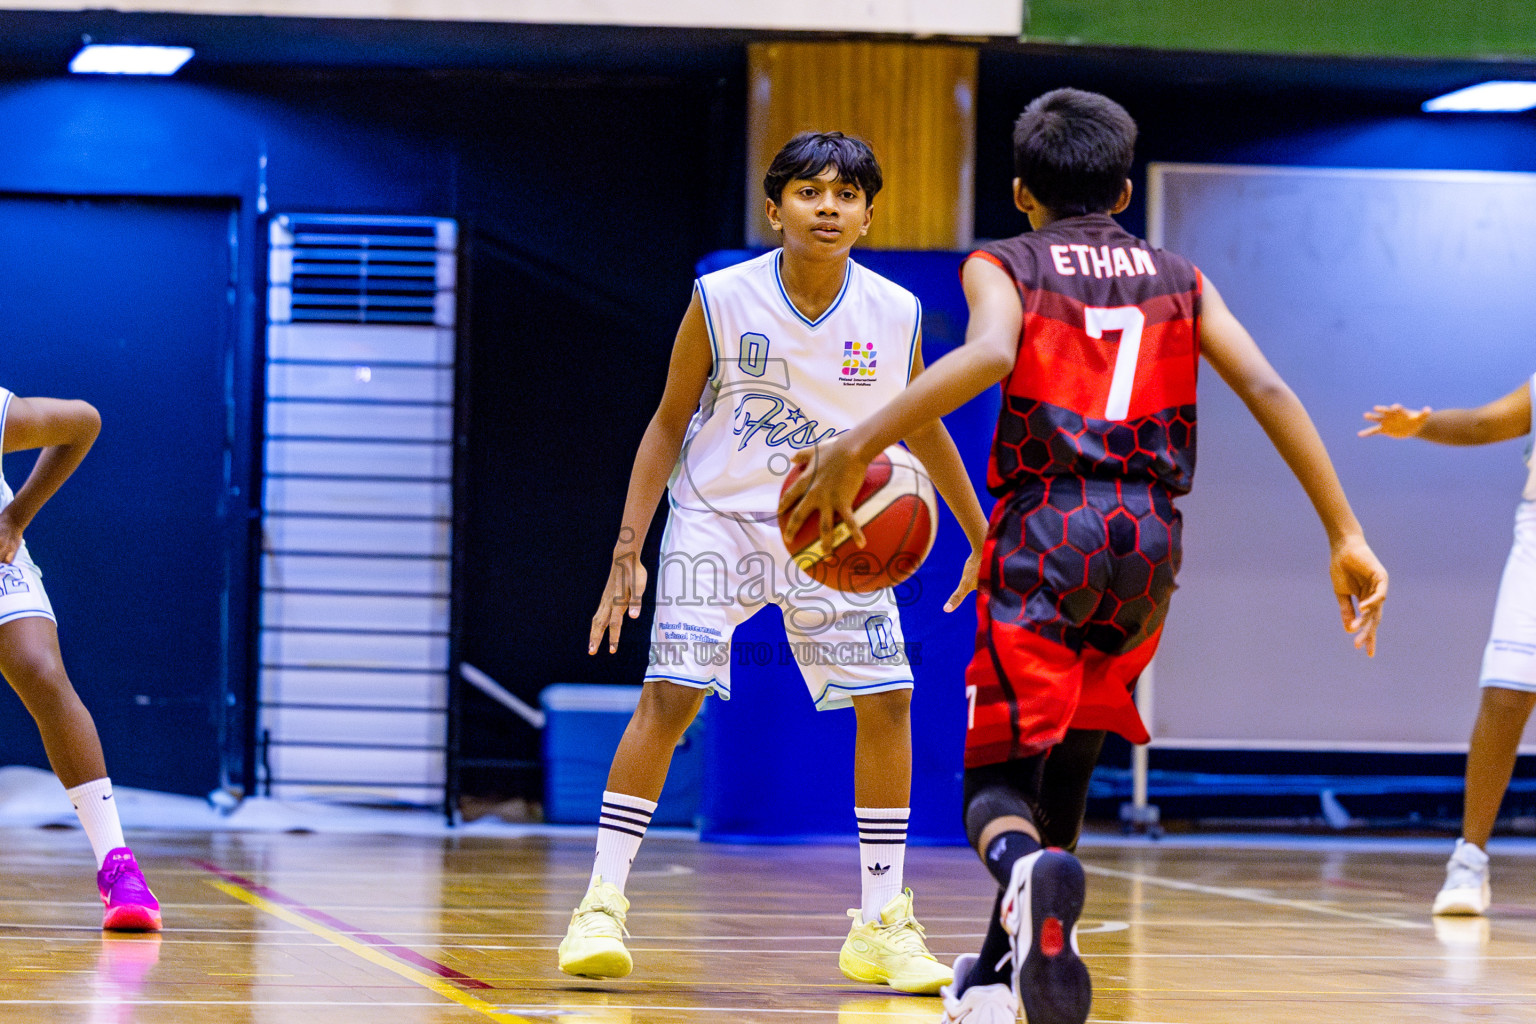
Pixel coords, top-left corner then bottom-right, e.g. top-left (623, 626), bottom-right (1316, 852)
top-left (747, 41), bottom-right (977, 250)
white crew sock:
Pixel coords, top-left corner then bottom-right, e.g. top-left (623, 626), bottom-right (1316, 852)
top-left (591, 790), bottom-right (657, 894)
top-left (856, 806), bottom-right (909, 923)
top-left (66, 777), bottom-right (127, 869)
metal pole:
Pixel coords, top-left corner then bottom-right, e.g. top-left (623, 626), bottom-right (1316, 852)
top-left (1121, 659), bottom-right (1161, 835)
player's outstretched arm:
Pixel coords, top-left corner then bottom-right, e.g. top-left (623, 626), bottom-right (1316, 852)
top-left (899, 336), bottom-right (990, 612)
top-left (1198, 277), bottom-right (1388, 656)
top-left (589, 293), bottom-right (712, 655)
top-left (0, 396), bottom-right (100, 565)
top-left (779, 256), bottom-right (1020, 557)
top-left (1359, 384), bottom-right (1531, 446)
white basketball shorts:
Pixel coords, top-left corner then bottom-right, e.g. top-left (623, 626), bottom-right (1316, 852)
top-left (642, 503), bottom-right (915, 710)
top-left (0, 555), bottom-right (56, 628)
top-left (1480, 501), bottom-right (1536, 692)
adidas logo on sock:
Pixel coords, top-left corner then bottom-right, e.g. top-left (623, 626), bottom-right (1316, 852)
top-left (868, 862), bottom-right (890, 876)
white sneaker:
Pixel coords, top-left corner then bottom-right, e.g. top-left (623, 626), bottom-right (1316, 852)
top-left (938, 954), bottom-right (1019, 1023)
top-left (558, 877), bottom-right (633, 978)
top-left (1432, 839), bottom-right (1490, 917)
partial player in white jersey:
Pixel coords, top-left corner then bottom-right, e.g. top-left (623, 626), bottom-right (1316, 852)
top-left (559, 132), bottom-right (989, 993)
top-left (0, 388), bottom-right (161, 930)
top-left (1361, 378), bottom-right (1535, 917)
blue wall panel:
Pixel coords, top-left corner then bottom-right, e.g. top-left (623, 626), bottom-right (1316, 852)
top-left (0, 197), bottom-right (234, 795)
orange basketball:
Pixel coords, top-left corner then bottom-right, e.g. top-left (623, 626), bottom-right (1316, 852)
top-left (780, 445), bottom-right (938, 594)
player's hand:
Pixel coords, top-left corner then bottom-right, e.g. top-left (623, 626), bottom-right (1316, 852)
top-left (1358, 403), bottom-right (1430, 439)
top-left (778, 438), bottom-right (868, 555)
top-left (0, 508), bottom-right (21, 565)
top-left (589, 541), bottom-right (648, 655)
top-left (944, 546), bottom-right (982, 612)
top-left (1329, 533), bottom-right (1387, 657)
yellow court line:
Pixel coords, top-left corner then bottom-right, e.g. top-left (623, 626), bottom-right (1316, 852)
top-left (205, 879), bottom-right (534, 1024)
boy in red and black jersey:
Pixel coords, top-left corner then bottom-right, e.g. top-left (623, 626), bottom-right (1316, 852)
top-left (782, 89), bottom-right (1388, 1024)
top-left (978, 215), bottom-right (1200, 495)
top-left (965, 197), bottom-right (1204, 773)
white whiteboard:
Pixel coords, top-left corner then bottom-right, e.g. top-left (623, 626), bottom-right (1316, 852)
top-left (0, 0), bottom-right (1025, 35)
top-left (1147, 162), bottom-right (1536, 751)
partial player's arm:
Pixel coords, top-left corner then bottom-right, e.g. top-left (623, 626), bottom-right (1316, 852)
top-left (899, 335), bottom-right (991, 612)
top-left (1359, 384), bottom-right (1531, 446)
top-left (0, 396), bottom-right (101, 565)
top-left (1199, 276), bottom-right (1388, 655)
top-left (590, 292), bottom-right (713, 654)
top-left (779, 256), bottom-right (1021, 557)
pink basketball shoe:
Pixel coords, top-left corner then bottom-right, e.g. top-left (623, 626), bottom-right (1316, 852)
top-left (97, 848), bottom-right (162, 932)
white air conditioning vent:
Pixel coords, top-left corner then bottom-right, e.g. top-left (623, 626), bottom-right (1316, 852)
top-left (260, 213), bottom-right (457, 806)
top-left (269, 214), bottom-right (455, 326)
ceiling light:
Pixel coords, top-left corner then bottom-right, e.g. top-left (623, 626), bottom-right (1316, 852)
top-left (69, 44), bottom-right (194, 76)
top-left (1423, 81), bottom-right (1536, 113)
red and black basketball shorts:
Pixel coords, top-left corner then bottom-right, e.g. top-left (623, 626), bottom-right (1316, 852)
top-left (964, 476), bottom-right (1181, 768)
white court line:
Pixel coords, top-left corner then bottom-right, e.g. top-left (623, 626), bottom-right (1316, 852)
top-left (1080, 832), bottom-right (1536, 856)
top-left (462, 944), bottom-right (1536, 959)
top-left (13, 931), bottom-right (1536, 960)
top-left (1095, 952), bottom-right (1536, 959)
top-left (0, 1000), bottom-right (447, 1008)
top-left (501, 1008), bottom-right (1192, 1023)
top-left (1085, 864), bottom-right (1427, 929)
top-left (17, 933), bottom-right (1536, 959)
top-left (0, 902), bottom-right (923, 919)
top-left (0, 1008), bottom-right (1205, 1024)
top-left (499, 1007), bottom-right (887, 1017)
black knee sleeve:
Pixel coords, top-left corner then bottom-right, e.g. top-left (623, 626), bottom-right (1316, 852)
top-left (962, 754), bottom-right (1047, 849)
top-left (964, 785), bottom-right (1035, 849)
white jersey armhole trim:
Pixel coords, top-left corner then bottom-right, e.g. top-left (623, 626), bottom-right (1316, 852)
top-left (1521, 373), bottom-right (1536, 503)
top-left (696, 279), bottom-right (722, 387)
top-left (0, 388), bottom-right (11, 454)
top-left (1525, 371), bottom-right (1535, 466)
top-left (1526, 372), bottom-right (1535, 460)
top-left (906, 295), bottom-right (922, 381)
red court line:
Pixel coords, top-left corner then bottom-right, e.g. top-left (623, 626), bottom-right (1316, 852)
top-left (190, 858), bottom-right (495, 991)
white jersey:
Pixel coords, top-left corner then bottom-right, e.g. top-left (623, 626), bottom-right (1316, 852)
top-left (1524, 373), bottom-right (1536, 503)
top-left (670, 250), bottom-right (921, 514)
top-left (0, 387), bottom-right (39, 572)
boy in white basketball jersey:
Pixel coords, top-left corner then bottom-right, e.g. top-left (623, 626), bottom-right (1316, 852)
top-left (559, 133), bottom-right (989, 992)
top-left (0, 389), bottom-right (161, 930)
top-left (1362, 381), bottom-right (1535, 916)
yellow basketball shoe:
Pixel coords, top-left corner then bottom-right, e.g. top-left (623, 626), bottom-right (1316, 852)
top-left (839, 888), bottom-right (953, 994)
top-left (558, 878), bottom-right (633, 978)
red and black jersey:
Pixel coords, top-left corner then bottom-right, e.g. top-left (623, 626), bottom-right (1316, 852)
top-left (972, 213), bottom-right (1202, 496)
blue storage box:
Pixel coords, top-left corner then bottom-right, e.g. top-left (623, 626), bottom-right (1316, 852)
top-left (541, 684), bottom-right (705, 827)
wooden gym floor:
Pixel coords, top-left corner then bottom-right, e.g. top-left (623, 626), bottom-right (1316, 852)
top-left (2, 826), bottom-right (1534, 1023)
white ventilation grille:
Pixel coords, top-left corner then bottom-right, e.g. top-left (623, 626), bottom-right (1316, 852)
top-left (268, 215), bottom-right (454, 326)
top-left (260, 214), bottom-right (456, 805)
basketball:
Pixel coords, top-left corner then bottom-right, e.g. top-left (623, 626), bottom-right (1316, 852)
top-left (780, 444), bottom-right (938, 593)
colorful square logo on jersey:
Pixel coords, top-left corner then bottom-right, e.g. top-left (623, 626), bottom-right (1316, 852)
top-left (841, 341), bottom-right (877, 386)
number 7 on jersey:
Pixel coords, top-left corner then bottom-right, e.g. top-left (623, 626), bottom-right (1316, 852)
top-left (1084, 305), bottom-right (1146, 422)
